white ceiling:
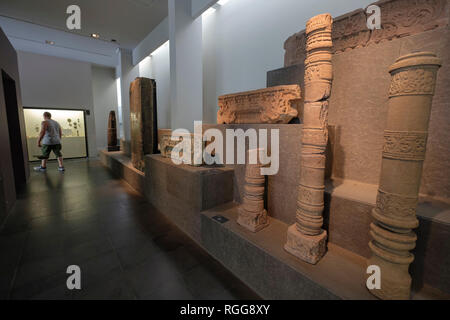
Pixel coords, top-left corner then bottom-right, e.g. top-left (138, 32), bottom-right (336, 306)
top-left (0, 0), bottom-right (168, 50)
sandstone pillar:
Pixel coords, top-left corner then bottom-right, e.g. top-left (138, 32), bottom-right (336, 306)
top-left (130, 77), bottom-right (158, 171)
top-left (107, 111), bottom-right (120, 152)
top-left (285, 14), bottom-right (333, 264)
top-left (367, 52), bottom-right (441, 300)
top-left (238, 149), bottom-right (269, 232)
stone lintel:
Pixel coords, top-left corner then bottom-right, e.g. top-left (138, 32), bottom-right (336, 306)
top-left (217, 85), bottom-right (301, 124)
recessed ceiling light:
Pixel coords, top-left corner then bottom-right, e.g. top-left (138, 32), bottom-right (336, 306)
top-left (91, 33), bottom-right (100, 39)
top-left (202, 7), bottom-right (216, 17)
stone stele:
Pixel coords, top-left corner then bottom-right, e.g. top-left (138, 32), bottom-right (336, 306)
top-left (237, 149), bottom-right (270, 232)
top-left (285, 13), bottom-right (333, 265)
top-left (367, 52), bottom-right (442, 300)
top-left (107, 110), bottom-right (120, 152)
top-left (217, 85), bottom-right (301, 124)
top-left (130, 77), bottom-right (158, 172)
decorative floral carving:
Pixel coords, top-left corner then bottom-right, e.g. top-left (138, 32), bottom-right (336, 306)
top-left (383, 131), bottom-right (428, 160)
top-left (389, 68), bottom-right (437, 97)
top-left (376, 189), bottom-right (419, 218)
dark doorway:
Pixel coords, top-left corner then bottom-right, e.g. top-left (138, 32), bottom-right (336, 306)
top-left (2, 70), bottom-right (26, 192)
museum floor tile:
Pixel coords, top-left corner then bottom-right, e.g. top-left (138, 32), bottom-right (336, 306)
top-left (0, 159), bottom-right (260, 300)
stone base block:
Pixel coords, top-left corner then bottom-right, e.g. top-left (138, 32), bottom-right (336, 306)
top-left (237, 208), bottom-right (269, 233)
top-left (107, 145), bottom-right (120, 152)
top-left (144, 154), bottom-right (234, 243)
top-left (367, 254), bottom-right (412, 300)
top-left (285, 225), bottom-right (327, 265)
top-left (99, 150), bottom-right (145, 195)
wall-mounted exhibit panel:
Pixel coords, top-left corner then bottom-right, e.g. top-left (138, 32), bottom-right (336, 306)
top-left (23, 108), bottom-right (87, 161)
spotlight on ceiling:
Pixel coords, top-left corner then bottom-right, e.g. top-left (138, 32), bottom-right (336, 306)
top-left (218, 0), bottom-right (230, 5)
top-left (91, 33), bottom-right (100, 39)
top-left (45, 40), bottom-right (55, 45)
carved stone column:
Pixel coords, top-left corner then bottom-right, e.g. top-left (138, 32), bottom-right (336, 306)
top-left (107, 111), bottom-right (120, 151)
top-left (285, 13), bottom-right (333, 265)
top-left (238, 149), bottom-right (269, 232)
top-left (130, 77), bottom-right (158, 171)
top-left (367, 52), bottom-right (441, 300)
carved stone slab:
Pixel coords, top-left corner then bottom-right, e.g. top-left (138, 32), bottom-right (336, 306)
top-left (284, 0), bottom-right (448, 67)
top-left (217, 85), bottom-right (301, 124)
top-left (130, 77), bottom-right (158, 172)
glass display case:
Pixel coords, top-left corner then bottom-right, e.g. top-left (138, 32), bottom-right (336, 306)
top-left (23, 108), bottom-right (87, 161)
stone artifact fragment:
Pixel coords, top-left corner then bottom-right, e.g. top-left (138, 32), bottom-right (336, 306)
top-left (130, 77), bottom-right (158, 171)
top-left (217, 85), bottom-right (301, 124)
top-left (160, 131), bottom-right (203, 167)
top-left (284, 0), bottom-right (448, 66)
top-left (238, 149), bottom-right (269, 232)
top-left (367, 52), bottom-right (441, 300)
top-left (285, 13), bottom-right (333, 264)
top-left (107, 110), bottom-right (120, 151)
top-left (158, 128), bottom-right (172, 152)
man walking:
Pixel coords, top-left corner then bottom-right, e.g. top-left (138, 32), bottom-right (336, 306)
top-left (34, 111), bottom-right (65, 172)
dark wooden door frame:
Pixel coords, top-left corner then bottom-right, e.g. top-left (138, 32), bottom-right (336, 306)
top-left (2, 70), bottom-right (27, 190)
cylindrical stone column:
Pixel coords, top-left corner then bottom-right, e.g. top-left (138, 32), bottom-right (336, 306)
top-left (238, 149), bottom-right (269, 232)
top-left (107, 110), bottom-right (119, 151)
top-left (285, 13), bottom-right (333, 265)
top-left (367, 52), bottom-right (441, 300)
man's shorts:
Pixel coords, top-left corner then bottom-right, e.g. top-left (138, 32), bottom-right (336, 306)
top-left (42, 144), bottom-right (63, 159)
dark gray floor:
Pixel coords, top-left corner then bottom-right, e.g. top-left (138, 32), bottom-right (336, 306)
top-left (0, 159), bottom-right (260, 300)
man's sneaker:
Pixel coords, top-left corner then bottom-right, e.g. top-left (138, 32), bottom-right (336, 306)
top-left (58, 166), bottom-right (65, 172)
top-left (33, 166), bottom-right (47, 172)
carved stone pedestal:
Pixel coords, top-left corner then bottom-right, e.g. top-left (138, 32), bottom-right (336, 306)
top-left (237, 149), bottom-right (269, 232)
top-left (285, 225), bottom-right (327, 265)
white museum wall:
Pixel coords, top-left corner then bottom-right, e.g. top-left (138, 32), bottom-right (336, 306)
top-left (17, 51), bottom-right (98, 157)
top-left (92, 65), bottom-right (119, 154)
top-left (118, 50), bottom-right (140, 145)
top-left (138, 41), bottom-right (171, 130)
top-left (201, 0), bottom-right (375, 123)
top-left (169, 0), bottom-right (203, 132)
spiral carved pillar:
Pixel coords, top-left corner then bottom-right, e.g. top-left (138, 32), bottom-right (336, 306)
top-left (367, 52), bottom-right (441, 300)
top-left (284, 13), bottom-right (333, 264)
top-left (238, 149), bottom-right (269, 232)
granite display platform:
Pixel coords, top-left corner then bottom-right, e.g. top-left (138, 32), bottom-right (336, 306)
top-left (99, 150), bottom-right (145, 195)
top-left (201, 203), bottom-right (448, 300)
top-left (101, 146), bottom-right (450, 299)
top-left (141, 154), bottom-right (449, 299)
top-left (144, 155), bottom-right (234, 243)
